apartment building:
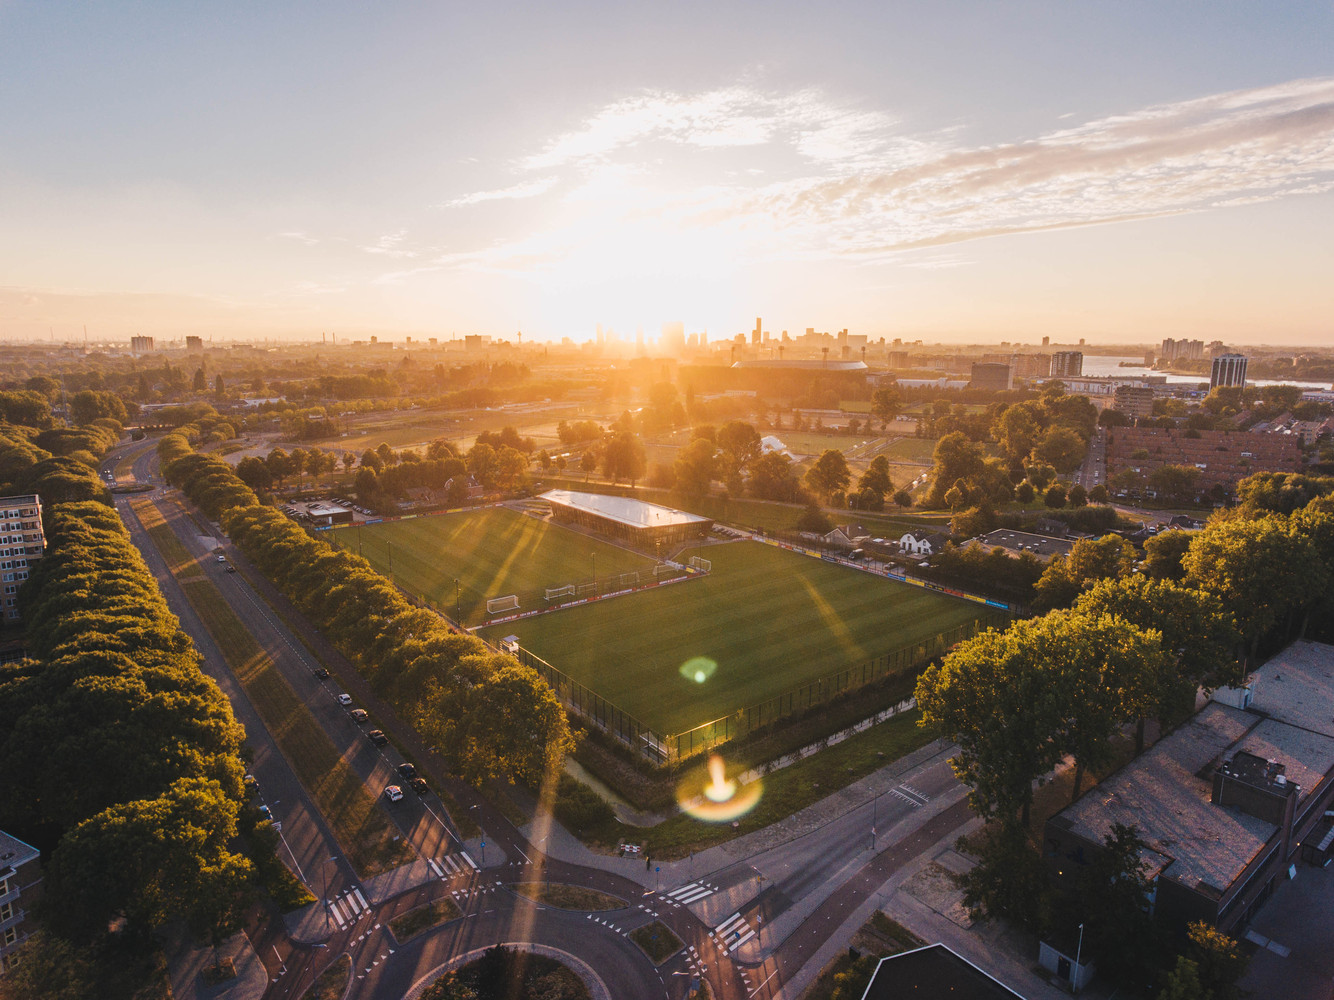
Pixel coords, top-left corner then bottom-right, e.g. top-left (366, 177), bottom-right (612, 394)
top-left (0, 495), bottom-right (43, 623)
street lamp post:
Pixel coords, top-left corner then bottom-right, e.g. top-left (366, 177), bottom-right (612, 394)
top-left (1073, 922), bottom-right (1085, 993)
top-left (454, 578), bottom-right (461, 623)
top-left (592, 552), bottom-right (597, 590)
top-left (872, 786), bottom-right (882, 852)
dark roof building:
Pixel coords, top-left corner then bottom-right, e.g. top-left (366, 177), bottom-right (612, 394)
top-left (969, 528), bottom-right (1073, 562)
top-left (1045, 641), bottom-right (1334, 934)
top-left (861, 943), bottom-right (1027, 1000)
top-left (0, 830), bottom-right (42, 975)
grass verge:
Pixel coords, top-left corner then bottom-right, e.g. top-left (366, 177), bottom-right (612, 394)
top-left (510, 883), bottom-right (624, 911)
top-left (389, 898), bottom-right (462, 942)
top-left (308, 955), bottom-right (350, 1000)
top-left (642, 710), bottom-right (935, 858)
top-left (630, 922), bottom-right (683, 965)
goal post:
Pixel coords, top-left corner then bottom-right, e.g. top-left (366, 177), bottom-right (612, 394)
top-left (544, 584), bottom-right (576, 602)
top-left (486, 594), bottom-right (520, 614)
top-left (617, 571), bottom-right (639, 588)
top-left (688, 555), bottom-right (712, 572)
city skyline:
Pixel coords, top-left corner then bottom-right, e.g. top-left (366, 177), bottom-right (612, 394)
top-left (2, 2), bottom-right (1333, 345)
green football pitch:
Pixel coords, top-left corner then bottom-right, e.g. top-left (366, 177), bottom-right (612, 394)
top-left (331, 508), bottom-right (655, 622)
top-left (478, 539), bottom-right (992, 736)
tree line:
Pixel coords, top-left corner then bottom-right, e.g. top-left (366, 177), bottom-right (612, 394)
top-left (158, 432), bottom-right (576, 788)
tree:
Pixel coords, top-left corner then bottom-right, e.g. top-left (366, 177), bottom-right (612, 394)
top-left (927, 433), bottom-right (986, 506)
top-left (804, 449), bottom-right (851, 502)
top-left (1014, 480), bottom-right (1036, 504)
top-left (956, 822), bottom-right (1050, 931)
top-left (892, 488), bottom-right (913, 508)
top-left (1143, 529), bottom-right (1193, 581)
top-left (870, 385), bottom-right (903, 429)
top-left (235, 456), bottom-right (273, 493)
top-left (467, 442), bottom-right (498, 486)
top-left (916, 623), bottom-right (1066, 826)
top-left (70, 389), bottom-right (128, 425)
top-left (1149, 465), bottom-right (1201, 504)
top-left (192, 367), bottom-right (207, 392)
top-left (716, 420), bottom-right (761, 472)
top-left (858, 455), bottom-right (893, 499)
top-left (1183, 516), bottom-right (1317, 662)
top-left (1034, 534), bottom-right (1138, 611)
top-left (602, 433), bottom-right (647, 486)
top-left (266, 448), bottom-right (292, 488)
top-left (1088, 483), bottom-right (1109, 502)
top-left (994, 402), bottom-right (1041, 467)
top-left (1159, 958), bottom-right (1206, 1000)
top-left (1068, 824), bottom-right (1160, 984)
top-left (1043, 483), bottom-right (1067, 508)
top-left (360, 448), bottom-right (384, 474)
top-left (1066, 483), bottom-right (1087, 507)
top-left (1075, 576), bottom-right (1240, 746)
top-left (1182, 921), bottom-right (1249, 1000)
top-left (1032, 425), bottom-right (1088, 474)
top-left (673, 438), bottom-right (717, 497)
top-left (453, 665), bottom-right (577, 787)
top-left (796, 502), bottom-right (833, 535)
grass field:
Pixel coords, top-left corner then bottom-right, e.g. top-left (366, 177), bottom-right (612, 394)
top-left (338, 507), bottom-right (656, 622)
top-left (479, 540), bottom-right (989, 735)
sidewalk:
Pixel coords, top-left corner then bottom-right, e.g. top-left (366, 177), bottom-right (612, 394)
top-left (164, 926), bottom-right (268, 1000)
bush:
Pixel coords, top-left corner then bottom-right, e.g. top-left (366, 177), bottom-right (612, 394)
top-left (553, 775), bottom-right (615, 836)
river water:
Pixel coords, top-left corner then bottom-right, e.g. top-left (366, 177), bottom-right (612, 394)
top-left (1078, 354), bottom-right (1329, 391)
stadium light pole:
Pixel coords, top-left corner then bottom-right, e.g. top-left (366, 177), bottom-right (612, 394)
top-left (592, 552), bottom-right (597, 588)
top-left (455, 579), bottom-right (461, 623)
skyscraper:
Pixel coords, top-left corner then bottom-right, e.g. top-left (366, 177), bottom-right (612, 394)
top-left (1051, 351), bottom-right (1083, 378)
top-left (1211, 353), bottom-right (1248, 389)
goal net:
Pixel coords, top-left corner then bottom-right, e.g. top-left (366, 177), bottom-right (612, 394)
top-left (617, 572), bottom-right (639, 588)
top-left (544, 584), bottom-right (576, 602)
top-left (688, 555), bottom-right (712, 572)
top-left (576, 581), bottom-right (598, 596)
top-left (486, 594), bottom-right (520, 614)
top-left (653, 563), bottom-right (675, 578)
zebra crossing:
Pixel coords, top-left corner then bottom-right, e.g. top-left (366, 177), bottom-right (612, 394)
top-left (713, 911), bottom-right (756, 953)
top-left (664, 881), bottom-right (718, 906)
top-left (889, 782), bottom-right (930, 808)
top-left (327, 886), bottom-right (369, 929)
top-left (427, 851), bottom-right (480, 879)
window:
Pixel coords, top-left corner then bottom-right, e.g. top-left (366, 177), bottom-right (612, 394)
top-left (3, 925), bottom-right (16, 946)
top-left (0, 900), bottom-right (12, 921)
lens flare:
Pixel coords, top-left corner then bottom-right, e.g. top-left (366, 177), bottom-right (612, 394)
top-left (678, 753), bottom-right (762, 823)
top-left (679, 656), bottom-right (717, 684)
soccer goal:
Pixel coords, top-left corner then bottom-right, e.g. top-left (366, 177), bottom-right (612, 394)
top-left (544, 584), bottom-right (576, 602)
top-left (653, 563), bottom-right (676, 579)
top-left (576, 581), bottom-right (598, 596)
top-left (617, 571), bottom-right (639, 588)
top-left (688, 555), bottom-right (712, 572)
top-left (486, 594), bottom-right (520, 615)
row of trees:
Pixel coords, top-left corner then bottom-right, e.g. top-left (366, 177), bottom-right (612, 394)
top-left (0, 495), bottom-right (269, 992)
top-left (159, 434), bottom-right (577, 787)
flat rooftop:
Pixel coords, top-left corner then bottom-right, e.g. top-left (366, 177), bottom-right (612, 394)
top-left (1054, 703), bottom-right (1276, 896)
top-left (0, 829), bottom-right (39, 874)
top-left (1054, 640), bottom-right (1334, 900)
top-left (1246, 641), bottom-right (1334, 739)
top-left (972, 528), bottom-right (1074, 560)
top-left (539, 489), bottom-right (710, 529)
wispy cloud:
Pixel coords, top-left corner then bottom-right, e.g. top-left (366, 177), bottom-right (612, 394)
top-left (445, 176), bottom-right (559, 207)
top-left (275, 230), bottom-right (319, 245)
top-left (410, 76), bottom-right (1334, 280)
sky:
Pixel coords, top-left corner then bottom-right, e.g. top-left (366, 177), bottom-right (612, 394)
top-left (2, 2), bottom-right (1333, 346)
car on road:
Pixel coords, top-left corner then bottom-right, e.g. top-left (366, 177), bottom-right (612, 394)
top-left (396, 762), bottom-right (417, 780)
top-left (350, 708), bottom-right (369, 723)
top-left (409, 777), bottom-right (429, 796)
top-left (368, 729), bottom-right (388, 746)
top-left (313, 667), bottom-right (329, 679)
top-left (225, 565), bottom-right (236, 573)
top-left (337, 694), bottom-right (353, 706)
top-left (384, 785), bottom-right (404, 802)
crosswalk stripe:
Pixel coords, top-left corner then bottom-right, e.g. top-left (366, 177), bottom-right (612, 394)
top-left (460, 851), bottom-right (478, 870)
top-left (673, 886), bottom-right (714, 905)
top-left (443, 855), bottom-right (461, 875)
top-left (352, 888), bottom-right (368, 911)
top-left (732, 929), bottom-right (757, 949)
top-left (716, 913), bottom-right (744, 935)
top-left (428, 858), bottom-right (444, 877)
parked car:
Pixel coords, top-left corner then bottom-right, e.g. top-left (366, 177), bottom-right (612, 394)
top-left (409, 777), bottom-right (429, 796)
top-left (384, 785), bottom-right (404, 802)
top-left (338, 694), bottom-right (353, 706)
top-left (257, 804), bottom-right (273, 822)
top-left (368, 729), bottom-right (388, 746)
top-left (350, 708), bottom-right (369, 723)
top-left (243, 774), bottom-right (259, 796)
